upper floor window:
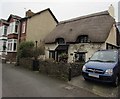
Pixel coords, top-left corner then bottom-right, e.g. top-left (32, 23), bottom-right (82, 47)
top-left (0, 27), bottom-right (3, 36)
top-left (4, 26), bottom-right (7, 36)
top-left (76, 35), bottom-right (89, 43)
top-left (7, 21), bottom-right (19, 34)
top-left (56, 38), bottom-right (65, 45)
top-left (0, 26), bottom-right (7, 36)
top-left (15, 21), bottom-right (19, 33)
top-left (22, 22), bottom-right (26, 33)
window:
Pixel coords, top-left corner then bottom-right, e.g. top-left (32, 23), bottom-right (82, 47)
top-left (4, 26), bottom-right (7, 36)
top-left (7, 22), bottom-right (15, 34)
top-left (75, 52), bottom-right (85, 62)
top-left (3, 41), bottom-right (6, 51)
top-left (90, 51), bottom-right (117, 62)
top-left (49, 51), bottom-right (55, 60)
top-left (0, 27), bottom-right (3, 36)
top-left (7, 39), bottom-right (12, 51)
top-left (22, 22), bottom-right (26, 33)
top-left (106, 43), bottom-right (117, 49)
top-left (56, 38), bottom-right (65, 45)
top-left (0, 40), bottom-right (3, 51)
top-left (7, 21), bottom-right (19, 34)
top-left (15, 21), bottom-right (19, 33)
top-left (7, 39), bottom-right (17, 52)
top-left (76, 35), bottom-right (89, 43)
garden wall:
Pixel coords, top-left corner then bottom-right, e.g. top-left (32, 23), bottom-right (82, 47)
top-left (19, 58), bottom-right (33, 70)
top-left (19, 58), bottom-right (84, 81)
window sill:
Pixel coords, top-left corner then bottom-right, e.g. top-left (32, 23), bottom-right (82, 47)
top-left (7, 51), bottom-right (17, 53)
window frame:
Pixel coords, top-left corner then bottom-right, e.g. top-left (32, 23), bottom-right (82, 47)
top-left (56, 38), bottom-right (65, 45)
top-left (74, 52), bottom-right (86, 62)
top-left (22, 21), bottom-right (26, 33)
top-left (76, 35), bottom-right (89, 43)
top-left (49, 50), bottom-right (55, 60)
top-left (7, 39), bottom-right (17, 52)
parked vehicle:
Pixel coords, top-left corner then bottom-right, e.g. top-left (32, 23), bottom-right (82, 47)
top-left (82, 50), bottom-right (120, 87)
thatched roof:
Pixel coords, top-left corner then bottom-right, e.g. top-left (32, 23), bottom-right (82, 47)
top-left (44, 11), bottom-right (115, 44)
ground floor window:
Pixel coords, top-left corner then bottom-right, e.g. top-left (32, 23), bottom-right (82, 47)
top-left (49, 50), bottom-right (55, 60)
top-left (75, 52), bottom-right (86, 62)
top-left (7, 39), bottom-right (17, 52)
top-left (0, 40), bottom-right (7, 51)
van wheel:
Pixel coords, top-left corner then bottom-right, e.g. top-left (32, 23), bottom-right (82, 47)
top-left (113, 76), bottom-right (119, 87)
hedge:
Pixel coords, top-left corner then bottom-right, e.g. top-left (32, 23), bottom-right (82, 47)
top-left (19, 58), bottom-right (84, 81)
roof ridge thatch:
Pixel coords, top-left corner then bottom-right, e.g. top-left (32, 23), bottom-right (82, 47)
top-left (45, 10), bottom-right (115, 44)
top-left (59, 10), bottom-right (109, 25)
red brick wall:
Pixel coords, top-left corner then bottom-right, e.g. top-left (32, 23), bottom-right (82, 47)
top-left (8, 34), bottom-right (18, 39)
top-left (6, 52), bottom-right (17, 62)
top-left (20, 33), bottom-right (26, 42)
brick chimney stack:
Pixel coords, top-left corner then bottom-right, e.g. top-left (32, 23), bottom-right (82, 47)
top-left (26, 9), bottom-right (34, 17)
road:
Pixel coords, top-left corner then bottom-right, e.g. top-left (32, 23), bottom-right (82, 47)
top-left (2, 63), bottom-right (99, 97)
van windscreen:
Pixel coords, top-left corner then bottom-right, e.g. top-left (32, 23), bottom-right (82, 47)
top-left (90, 51), bottom-right (117, 62)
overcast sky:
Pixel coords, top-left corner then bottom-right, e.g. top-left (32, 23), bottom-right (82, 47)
top-left (0, 0), bottom-right (119, 22)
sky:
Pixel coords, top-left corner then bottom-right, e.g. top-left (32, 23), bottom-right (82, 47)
top-left (0, 0), bottom-right (120, 22)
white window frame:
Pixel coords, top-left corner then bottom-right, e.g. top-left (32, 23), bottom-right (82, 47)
top-left (7, 21), bottom-right (19, 35)
top-left (3, 26), bottom-right (7, 36)
top-left (22, 21), bottom-right (26, 33)
top-left (0, 40), bottom-right (7, 52)
top-left (7, 39), bottom-right (17, 52)
top-left (0, 26), bottom-right (3, 36)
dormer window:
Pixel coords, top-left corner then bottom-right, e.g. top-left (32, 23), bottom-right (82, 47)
top-left (76, 35), bottom-right (89, 43)
top-left (56, 38), bottom-right (65, 45)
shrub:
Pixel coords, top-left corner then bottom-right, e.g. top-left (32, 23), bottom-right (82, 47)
top-left (17, 41), bottom-right (34, 58)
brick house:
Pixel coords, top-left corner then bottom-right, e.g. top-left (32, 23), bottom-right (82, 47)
top-left (0, 19), bottom-right (9, 58)
top-left (19, 8), bottom-right (58, 45)
top-left (6, 14), bottom-right (21, 62)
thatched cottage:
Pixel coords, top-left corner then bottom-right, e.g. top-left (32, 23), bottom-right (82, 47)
top-left (44, 11), bottom-right (120, 63)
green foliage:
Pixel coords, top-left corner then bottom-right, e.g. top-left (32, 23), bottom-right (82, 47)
top-left (17, 41), bottom-right (34, 58)
top-left (17, 41), bottom-right (45, 59)
top-left (59, 53), bottom-right (68, 63)
top-left (33, 44), bottom-right (45, 59)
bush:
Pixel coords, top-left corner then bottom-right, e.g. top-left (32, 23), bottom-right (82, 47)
top-left (39, 59), bottom-right (69, 81)
top-left (17, 41), bottom-right (34, 58)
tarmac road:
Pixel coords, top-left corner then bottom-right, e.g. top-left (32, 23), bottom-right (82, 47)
top-left (2, 63), bottom-right (99, 97)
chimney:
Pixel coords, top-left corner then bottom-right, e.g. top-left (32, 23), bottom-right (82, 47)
top-left (26, 9), bottom-right (34, 17)
top-left (108, 4), bottom-right (115, 18)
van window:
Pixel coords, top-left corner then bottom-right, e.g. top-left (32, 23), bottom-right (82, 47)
top-left (90, 51), bottom-right (117, 63)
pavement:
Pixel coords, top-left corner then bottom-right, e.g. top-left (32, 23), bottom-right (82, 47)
top-left (2, 63), bottom-right (99, 97)
top-left (68, 75), bottom-right (119, 97)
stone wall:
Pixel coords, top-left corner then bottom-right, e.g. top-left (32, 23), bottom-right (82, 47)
top-left (19, 58), bottom-right (33, 69)
top-left (19, 58), bottom-right (84, 81)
